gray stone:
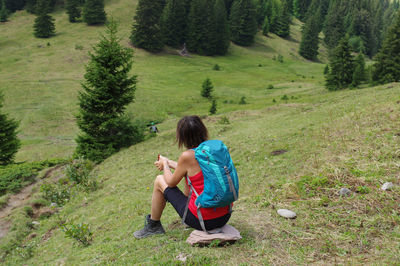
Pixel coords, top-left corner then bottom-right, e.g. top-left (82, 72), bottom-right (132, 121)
top-left (381, 182), bottom-right (394, 191)
top-left (277, 209), bottom-right (297, 219)
top-left (339, 188), bottom-right (352, 196)
top-left (32, 221), bottom-right (40, 225)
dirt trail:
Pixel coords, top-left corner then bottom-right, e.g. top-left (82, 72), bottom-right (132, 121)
top-left (0, 165), bottom-right (63, 239)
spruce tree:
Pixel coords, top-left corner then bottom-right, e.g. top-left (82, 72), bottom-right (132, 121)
top-left (0, 0), bottom-right (8, 22)
top-left (130, 0), bottom-right (164, 53)
top-left (66, 0), bottom-right (81, 23)
top-left (33, 0), bottom-right (55, 38)
top-left (214, 0), bottom-right (230, 55)
top-left (299, 14), bottom-right (319, 60)
top-left (76, 21), bottom-right (142, 163)
top-left (262, 16), bottom-right (270, 36)
top-left (83, 0), bottom-right (106, 25)
top-left (372, 11), bottom-right (400, 84)
top-left (25, 0), bottom-right (37, 13)
top-left (201, 78), bottom-right (213, 99)
top-left (293, 0), bottom-right (311, 21)
top-left (0, 92), bottom-right (20, 165)
top-left (275, 0), bottom-right (291, 38)
top-left (267, 0), bottom-right (281, 34)
top-left (325, 37), bottom-right (355, 90)
top-left (323, 1), bottom-right (345, 48)
top-left (186, 0), bottom-right (217, 55)
top-left (160, 0), bottom-right (186, 48)
top-left (209, 99), bottom-right (217, 115)
top-left (229, 0), bottom-right (258, 46)
top-left (352, 53), bottom-right (366, 87)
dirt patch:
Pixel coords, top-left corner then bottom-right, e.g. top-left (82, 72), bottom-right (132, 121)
top-left (41, 228), bottom-right (55, 242)
top-left (271, 149), bottom-right (288, 156)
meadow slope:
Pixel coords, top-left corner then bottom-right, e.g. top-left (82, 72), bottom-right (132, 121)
top-left (1, 0), bottom-right (399, 264)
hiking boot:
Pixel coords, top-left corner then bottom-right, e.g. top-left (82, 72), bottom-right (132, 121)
top-left (134, 214), bottom-right (165, 239)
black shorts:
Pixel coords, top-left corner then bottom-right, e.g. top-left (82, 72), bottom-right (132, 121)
top-left (163, 187), bottom-right (231, 231)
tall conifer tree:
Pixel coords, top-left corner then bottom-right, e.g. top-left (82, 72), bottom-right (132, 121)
top-left (275, 0), bottom-right (291, 38)
top-left (66, 0), bottom-right (81, 22)
top-left (293, 0), bottom-right (311, 21)
top-left (160, 0), bottom-right (187, 48)
top-left (83, 0), bottom-right (106, 25)
top-left (130, 0), bottom-right (164, 52)
top-left (299, 14), bottom-right (319, 60)
top-left (76, 22), bottom-right (142, 162)
top-left (372, 11), bottom-right (400, 84)
top-left (214, 0), bottom-right (230, 55)
top-left (325, 37), bottom-right (355, 90)
top-left (229, 0), bottom-right (258, 46)
top-left (323, 0), bottom-right (345, 48)
top-left (0, 0), bottom-right (8, 22)
top-left (352, 53), bottom-right (366, 87)
top-left (33, 0), bottom-right (55, 38)
top-left (186, 0), bottom-right (217, 55)
top-left (0, 92), bottom-right (20, 165)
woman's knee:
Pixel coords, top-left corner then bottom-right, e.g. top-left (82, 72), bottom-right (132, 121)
top-left (154, 175), bottom-right (168, 191)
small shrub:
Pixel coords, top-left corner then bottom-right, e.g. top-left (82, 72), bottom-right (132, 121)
top-left (218, 116), bottom-right (230, 125)
top-left (281, 95), bottom-right (289, 103)
top-left (23, 206), bottom-right (34, 217)
top-left (356, 186), bottom-right (370, 194)
top-left (40, 183), bottom-right (71, 206)
top-left (61, 222), bottom-right (93, 246)
top-left (65, 158), bottom-right (94, 185)
top-left (30, 198), bottom-right (49, 208)
top-left (213, 64), bottom-right (220, 71)
top-left (267, 84), bottom-right (274, 90)
top-left (239, 96), bottom-right (246, 105)
top-left (258, 64), bottom-right (262, 67)
top-left (272, 98), bottom-right (276, 103)
top-left (201, 78), bottom-right (214, 99)
top-left (277, 55), bottom-right (283, 63)
top-left (209, 99), bottom-right (217, 115)
top-left (75, 44), bottom-right (83, 50)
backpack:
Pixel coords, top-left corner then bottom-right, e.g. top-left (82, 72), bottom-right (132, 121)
top-left (182, 140), bottom-right (239, 233)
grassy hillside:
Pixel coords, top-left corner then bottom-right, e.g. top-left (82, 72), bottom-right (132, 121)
top-left (0, 0), bottom-right (325, 162)
top-left (1, 0), bottom-right (399, 264)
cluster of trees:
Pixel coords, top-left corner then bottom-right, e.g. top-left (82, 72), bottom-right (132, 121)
top-left (325, 10), bottom-right (400, 90)
top-left (299, 0), bottom-right (400, 60)
top-left (0, 92), bottom-right (20, 165)
top-left (130, 0), bottom-right (294, 55)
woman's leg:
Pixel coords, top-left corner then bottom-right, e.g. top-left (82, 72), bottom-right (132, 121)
top-left (151, 175), bottom-right (168, 221)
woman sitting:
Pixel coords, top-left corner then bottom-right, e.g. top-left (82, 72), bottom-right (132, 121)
top-left (134, 115), bottom-right (231, 239)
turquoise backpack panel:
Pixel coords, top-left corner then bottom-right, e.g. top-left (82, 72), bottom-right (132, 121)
top-left (194, 140), bottom-right (239, 208)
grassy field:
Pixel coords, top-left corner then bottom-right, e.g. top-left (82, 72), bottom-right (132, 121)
top-left (1, 0), bottom-right (400, 264)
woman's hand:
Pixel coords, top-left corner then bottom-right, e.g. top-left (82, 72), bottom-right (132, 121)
top-left (154, 155), bottom-right (168, 171)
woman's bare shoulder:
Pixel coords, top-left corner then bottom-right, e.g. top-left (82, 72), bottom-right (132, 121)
top-left (179, 150), bottom-right (195, 162)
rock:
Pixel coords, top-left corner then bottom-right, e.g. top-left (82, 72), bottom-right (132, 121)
top-left (176, 253), bottom-right (187, 262)
top-left (277, 209), bottom-right (297, 219)
top-left (381, 182), bottom-right (394, 191)
top-left (339, 188), bottom-right (352, 196)
top-left (50, 202), bottom-right (57, 207)
top-left (186, 224), bottom-right (242, 246)
top-left (27, 233), bottom-right (37, 240)
top-left (32, 221), bottom-right (40, 225)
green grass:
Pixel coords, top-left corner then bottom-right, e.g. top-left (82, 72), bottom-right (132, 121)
top-left (1, 0), bottom-right (399, 264)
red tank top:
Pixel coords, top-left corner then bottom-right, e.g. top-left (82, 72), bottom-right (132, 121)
top-left (186, 171), bottom-right (230, 220)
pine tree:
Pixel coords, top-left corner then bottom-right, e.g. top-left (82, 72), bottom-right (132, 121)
top-left (25, 0), bottom-right (37, 13)
top-left (209, 99), bottom-right (217, 115)
top-left (293, 0), bottom-right (311, 21)
top-left (66, 0), bottom-right (81, 23)
top-left (267, 0), bottom-right (281, 34)
top-left (186, 0), bottom-right (217, 55)
top-left (262, 16), bottom-right (270, 36)
top-left (299, 14), bottom-right (319, 60)
top-left (323, 0), bottom-right (345, 48)
top-left (4, 0), bottom-right (25, 13)
top-left (33, 0), bottom-right (55, 38)
top-left (275, 0), bottom-right (291, 38)
top-left (160, 0), bottom-right (187, 48)
top-left (214, 0), bottom-right (230, 55)
top-left (0, 92), bottom-right (20, 165)
top-left (372, 11), bottom-right (400, 84)
top-left (0, 0), bottom-right (8, 22)
top-left (323, 64), bottom-right (329, 75)
top-left (325, 37), bottom-right (355, 90)
top-left (229, 0), bottom-right (258, 46)
top-left (352, 53), bottom-right (366, 87)
top-left (130, 0), bottom-right (164, 53)
top-left (256, 0), bottom-right (268, 27)
top-left (201, 78), bottom-right (213, 99)
top-left (83, 0), bottom-right (106, 25)
top-left (76, 21), bottom-right (143, 163)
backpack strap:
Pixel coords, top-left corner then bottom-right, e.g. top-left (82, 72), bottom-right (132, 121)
top-left (182, 175), bottom-right (199, 226)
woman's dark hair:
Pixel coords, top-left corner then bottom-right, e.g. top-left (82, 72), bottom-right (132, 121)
top-left (176, 116), bottom-right (208, 149)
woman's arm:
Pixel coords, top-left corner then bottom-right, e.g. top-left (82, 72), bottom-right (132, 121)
top-left (159, 155), bottom-right (177, 169)
top-left (159, 153), bottom-right (190, 187)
